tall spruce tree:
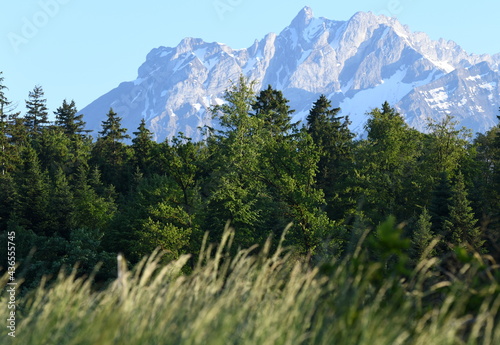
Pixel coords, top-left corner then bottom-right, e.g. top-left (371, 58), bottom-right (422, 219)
top-left (25, 85), bottom-right (49, 135)
top-left (0, 172), bottom-right (17, 230)
top-left (48, 168), bottom-right (75, 239)
top-left (425, 114), bottom-right (471, 175)
top-left (131, 118), bottom-right (154, 175)
top-left (429, 171), bottom-right (453, 235)
top-left (306, 95), bottom-right (354, 220)
top-left (471, 125), bottom-right (500, 256)
top-left (92, 108), bottom-right (131, 189)
top-left (0, 72), bottom-right (10, 122)
top-left (0, 73), bottom-right (13, 175)
top-left (357, 101), bottom-right (421, 223)
top-left (13, 145), bottom-right (51, 235)
top-left (411, 207), bottom-right (434, 260)
top-left (251, 85), bottom-right (295, 136)
top-left (54, 99), bottom-right (89, 137)
top-left (443, 172), bottom-right (483, 250)
top-left (98, 108), bottom-right (130, 142)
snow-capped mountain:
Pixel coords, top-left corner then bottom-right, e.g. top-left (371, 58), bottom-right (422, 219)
top-left (81, 7), bottom-right (500, 141)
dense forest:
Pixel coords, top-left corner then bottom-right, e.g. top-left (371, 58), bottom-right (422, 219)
top-left (0, 73), bottom-right (499, 289)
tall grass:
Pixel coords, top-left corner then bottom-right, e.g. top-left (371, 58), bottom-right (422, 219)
top-left (1, 227), bottom-right (499, 345)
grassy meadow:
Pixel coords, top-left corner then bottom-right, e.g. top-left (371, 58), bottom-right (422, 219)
top-left (2, 226), bottom-right (500, 345)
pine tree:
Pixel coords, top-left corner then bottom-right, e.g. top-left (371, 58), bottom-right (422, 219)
top-left (34, 126), bottom-right (72, 175)
top-left (48, 168), bottom-right (75, 239)
top-left (251, 85), bottom-right (295, 136)
top-left (471, 126), bottom-right (500, 256)
top-left (443, 172), bottom-right (483, 250)
top-left (98, 108), bottom-right (130, 142)
top-left (92, 108), bottom-right (131, 189)
top-left (306, 95), bottom-right (354, 220)
top-left (7, 112), bottom-right (28, 147)
top-left (494, 109), bottom-right (500, 189)
top-left (306, 95), bottom-right (341, 142)
top-left (425, 114), bottom-right (470, 175)
top-left (0, 72), bottom-right (10, 123)
top-left (72, 166), bottom-right (116, 231)
top-left (0, 73), bottom-right (15, 175)
top-left (131, 118), bottom-right (154, 174)
top-left (0, 172), bottom-right (17, 230)
top-left (429, 171), bottom-right (453, 235)
top-left (358, 101), bottom-right (422, 223)
top-left (411, 208), bottom-right (434, 260)
top-left (25, 85), bottom-right (49, 135)
top-left (54, 99), bottom-right (89, 137)
top-left (13, 145), bottom-right (51, 235)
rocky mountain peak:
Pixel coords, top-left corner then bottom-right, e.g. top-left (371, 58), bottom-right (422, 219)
top-left (80, 7), bottom-right (500, 142)
top-left (290, 6), bottom-right (315, 30)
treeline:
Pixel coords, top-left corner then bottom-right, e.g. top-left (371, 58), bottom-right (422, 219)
top-left (0, 74), bottom-right (499, 287)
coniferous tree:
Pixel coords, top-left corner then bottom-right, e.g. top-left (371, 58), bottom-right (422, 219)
top-left (251, 85), bottom-right (295, 135)
top-left (53, 100), bottom-right (92, 178)
top-left (425, 114), bottom-right (471, 175)
top-left (306, 95), bottom-right (354, 220)
top-left (0, 73), bottom-right (14, 175)
top-left (13, 145), bottom-right (51, 235)
top-left (204, 77), bottom-right (267, 247)
top-left (494, 109), bottom-right (500, 191)
top-left (92, 108), bottom-right (131, 189)
top-left (411, 207), bottom-right (434, 260)
top-left (443, 172), bottom-right (483, 250)
top-left (48, 168), bottom-right (75, 239)
top-left (471, 125), bottom-right (500, 257)
top-left (98, 108), bottom-right (130, 142)
top-left (25, 85), bottom-right (49, 135)
top-left (0, 72), bottom-right (10, 123)
top-left (34, 126), bottom-right (72, 175)
top-left (7, 111), bottom-right (28, 147)
top-left (131, 118), bottom-right (154, 175)
top-left (72, 166), bottom-right (116, 232)
top-left (105, 174), bottom-right (193, 263)
top-left (54, 99), bottom-right (89, 137)
top-left (206, 79), bottom-right (340, 256)
top-left (356, 101), bottom-right (421, 223)
top-left (0, 172), bottom-right (17, 230)
top-left (429, 171), bottom-right (453, 235)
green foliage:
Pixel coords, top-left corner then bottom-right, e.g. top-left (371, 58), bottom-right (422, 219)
top-left (369, 215), bottom-right (410, 275)
top-left (443, 172), bottom-right (483, 250)
top-left (105, 174), bottom-right (194, 263)
top-left (92, 108), bottom-right (132, 189)
top-left (2, 228), bottom-right (500, 345)
top-left (131, 118), bottom-right (155, 174)
top-left (47, 167), bottom-right (76, 239)
top-left (411, 207), bottom-right (435, 260)
top-left (429, 171), bottom-right (453, 234)
top-left (54, 99), bottom-right (89, 137)
top-left (251, 84), bottom-right (296, 135)
top-left (425, 114), bottom-right (471, 174)
top-left (355, 102), bottom-right (422, 224)
top-left (13, 145), bottom-right (51, 235)
top-left (25, 85), bottom-right (49, 135)
top-left (1, 77), bottom-right (500, 315)
top-left (306, 94), bottom-right (354, 220)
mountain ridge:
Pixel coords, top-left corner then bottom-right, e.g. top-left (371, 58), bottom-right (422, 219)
top-left (80, 6), bottom-right (500, 141)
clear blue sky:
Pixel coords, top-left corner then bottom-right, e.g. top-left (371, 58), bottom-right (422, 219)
top-left (1, 0), bottom-right (499, 117)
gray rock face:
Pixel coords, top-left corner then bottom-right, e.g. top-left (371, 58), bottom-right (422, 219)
top-left (81, 7), bottom-right (500, 141)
